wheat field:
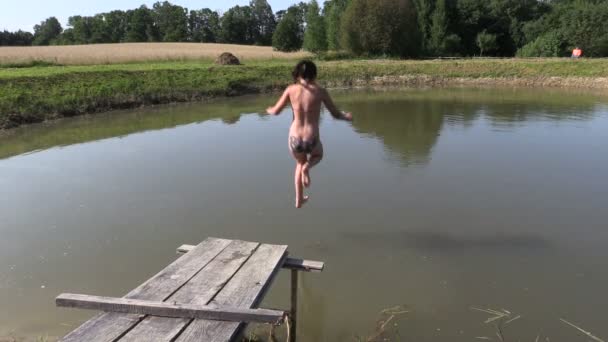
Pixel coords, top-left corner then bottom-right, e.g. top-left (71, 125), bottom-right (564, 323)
top-left (0, 42), bottom-right (311, 65)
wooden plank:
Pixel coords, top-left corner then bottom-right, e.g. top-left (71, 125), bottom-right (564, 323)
top-left (175, 243), bottom-right (288, 342)
top-left (60, 238), bottom-right (232, 342)
top-left (118, 240), bottom-right (260, 341)
top-left (177, 244), bottom-right (324, 272)
top-left (56, 293), bottom-right (285, 323)
top-left (284, 258), bottom-right (325, 273)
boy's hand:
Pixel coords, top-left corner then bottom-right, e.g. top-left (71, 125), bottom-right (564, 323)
top-left (342, 112), bottom-right (353, 121)
top-left (266, 107), bottom-right (276, 115)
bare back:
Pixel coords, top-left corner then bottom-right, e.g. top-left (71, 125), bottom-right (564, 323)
top-left (266, 80), bottom-right (349, 141)
top-left (287, 82), bottom-right (323, 140)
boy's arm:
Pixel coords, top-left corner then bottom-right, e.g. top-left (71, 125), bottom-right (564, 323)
top-left (266, 87), bottom-right (291, 115)
top-left (322, 88), bottom-right (353, 121)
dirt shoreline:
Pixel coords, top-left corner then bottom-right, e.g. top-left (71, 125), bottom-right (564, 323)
top-left (328, 75), bottom-right (608, 89)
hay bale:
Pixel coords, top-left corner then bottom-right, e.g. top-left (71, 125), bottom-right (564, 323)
top-left (215, 52), bottom-right (241, 65)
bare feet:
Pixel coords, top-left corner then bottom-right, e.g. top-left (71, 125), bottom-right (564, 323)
top-left (302, 165), bottom-right (311, 188)
top-left (295, 195), bottom-right (309, 209)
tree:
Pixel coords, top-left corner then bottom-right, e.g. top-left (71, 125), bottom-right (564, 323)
top-left (518, 0), bottom-right (608, 57)
top-left (303, 0), bottom-right (327, 53)
top-left (105, 10), bottom-right (128, 43)
top-left (0, 30), bottom-right (33, 46)
top-left (429, 0), bottom-right (448, 55)
top-left (412, 0), bottom-right (433, 54)
top-left (476, 30), bottom-right (497, 56)
top-left (341, 0), bottom-right (421, 57)
top-left (324, 0), bottom-right (350, 50)
top-left (189, 9), bottom-right (220, 42)
top-left (250, 0), bottom-right (276, 45)
top-left (272, 6), bottom-right (303, 52)
top-left (153, 1), bottom-right (189, 42)
top-left (220, 5), bottom-right (256, 44)
top-left (454, 0), bottom-right (492, 55)
top-left (125, 6), bottom-right (158, 42)
top-left (33, 17), bottom-right (63, 45)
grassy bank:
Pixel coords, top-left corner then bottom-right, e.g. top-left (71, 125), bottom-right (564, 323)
top-left (2, 58), bottom-right (608, 129)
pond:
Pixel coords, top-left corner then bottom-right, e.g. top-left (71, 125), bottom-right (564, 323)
top-left (1, 87), bottom-right (607, 341)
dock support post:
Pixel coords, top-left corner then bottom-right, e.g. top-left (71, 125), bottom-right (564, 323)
top-left (290, 269), bottom-right (298, 342)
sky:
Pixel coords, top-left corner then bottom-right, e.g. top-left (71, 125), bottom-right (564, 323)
top-left (1, 0), bottom-right (296, 32)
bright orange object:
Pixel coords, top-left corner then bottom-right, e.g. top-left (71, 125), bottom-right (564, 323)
top-left (572, 48), bottom-right (583, 58)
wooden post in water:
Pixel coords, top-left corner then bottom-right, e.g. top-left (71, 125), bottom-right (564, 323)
top-left (290, 269), bottom-right (298, 342)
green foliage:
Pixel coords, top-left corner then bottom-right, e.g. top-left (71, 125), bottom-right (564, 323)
top-left (189, 9), bottom-right (220, 43)
top-left (33, 17), bottom-right (63, 46)
top-left (324, 0), bottom-right (350, 51)
top-left (518, 0), bottom-right (608, 57)
top-left (476, 31), bottom-right (497, 56)
top-left (429, 0), bottom-right (448, 55)
top-left (220, 6), bottom-right (256, 44)
top-left (443, 34), bottom-right (462, 55)
top-left (412, 0), bottom-right (434, 54)
top-left (105, 11), bottom-right (129, 43)
top-left (250, 0), bottom-right (276, 45)
top-left (272, 6), bottom-right (304, 52)
top-left (303, 0), bottom-right (328, 53)
top-left (0, 30), bottom-right (33, 46)
top-left (517, 31), bottom-right (565, 57)
top-left (153, 1), bottom-right (189, 42)
top-left (341, 0), bottom-right (421, 57)
top-left (125, 6), bottom-right (159, 42)
top-left (7, 0), bottom-right (608, 57)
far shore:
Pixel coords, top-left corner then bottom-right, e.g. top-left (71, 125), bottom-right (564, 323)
top-left (1, 55), bottom-right (608, 130)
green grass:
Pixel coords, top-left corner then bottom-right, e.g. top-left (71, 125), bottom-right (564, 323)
top-left (1, 58), bottom-right (608, 129)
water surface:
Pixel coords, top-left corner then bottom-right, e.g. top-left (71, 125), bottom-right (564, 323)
top-left (1, 88), bottom-right (607, 341)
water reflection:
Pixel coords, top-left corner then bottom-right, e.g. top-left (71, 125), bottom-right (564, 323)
top-left (0, 97), bottom-right (267, 160)
top-left (0, 88), bottom-right (603, 164)
top-left (336, 88), bottom-right (602, 166)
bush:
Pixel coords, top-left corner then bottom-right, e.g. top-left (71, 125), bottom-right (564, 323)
top-left (517, 31), bottom-right (565, 57)
top-left (476, 31), bottom-right (497, 56)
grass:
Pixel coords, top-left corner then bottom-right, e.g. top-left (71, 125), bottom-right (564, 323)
top-left (1, 44), bottom-right (608, 129)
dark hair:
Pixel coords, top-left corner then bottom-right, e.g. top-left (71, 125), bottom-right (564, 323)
top-left (292, 60), bottom-right (317, 82)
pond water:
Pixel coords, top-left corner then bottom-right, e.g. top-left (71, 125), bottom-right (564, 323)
top-left (1, 88), bottom-right (607, 341)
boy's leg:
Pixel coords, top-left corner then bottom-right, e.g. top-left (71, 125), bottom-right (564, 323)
top-left (302, 142), bottom-right (323, 188)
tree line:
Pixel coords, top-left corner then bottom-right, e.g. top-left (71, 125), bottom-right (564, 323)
top-left (2, 0), bottom-right (607, 57)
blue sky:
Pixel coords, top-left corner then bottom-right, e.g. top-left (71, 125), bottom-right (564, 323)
top-left (1, 0), bottom-right (296, 32)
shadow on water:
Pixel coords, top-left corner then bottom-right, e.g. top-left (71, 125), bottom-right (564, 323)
top-left (342, 230), bottom-right (551, 253)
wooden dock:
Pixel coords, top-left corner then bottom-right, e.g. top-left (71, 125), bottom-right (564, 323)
top-left (56, 237), bottom-right (324, 342)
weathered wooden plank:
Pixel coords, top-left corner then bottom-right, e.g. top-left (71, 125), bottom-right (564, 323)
top-left (118, 240), bottom-right (260, 341)
top-left (56, 293), bottom-right (285, 323)
top-left (284, 258), bottom-right (325, 272)
top-left (60, 238), bottom-right (232, 342)
top-left (175, 243), bottom-right (288, 342)
top-left (177, 244), bottom-right (324, 272)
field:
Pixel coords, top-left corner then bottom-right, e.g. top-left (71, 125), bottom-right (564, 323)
top-left (1, 43), bottom-right (608, 129)
top-left (0, 42), bottom-right (311, 66)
